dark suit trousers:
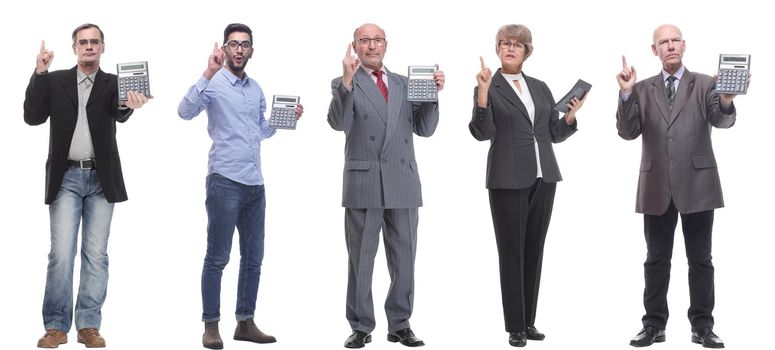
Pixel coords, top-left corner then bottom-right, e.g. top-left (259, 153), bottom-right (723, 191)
top-left (642, 201), bottom-right (715, 331)
top-left (489, 179), bottom-right (556, 333)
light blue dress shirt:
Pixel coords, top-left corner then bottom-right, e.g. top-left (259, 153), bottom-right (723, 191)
top-left (178, 68), bottom-right (276, 186)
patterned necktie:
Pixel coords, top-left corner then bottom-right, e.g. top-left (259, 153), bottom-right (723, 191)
top-left (373, 70), bottom-right (388, 101)
top-left (666, 75), bottom-right (677, 108)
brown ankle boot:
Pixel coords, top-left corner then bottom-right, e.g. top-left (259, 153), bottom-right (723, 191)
top-left (234, 319), bottom-right (276, 343)
top-left (77, 328), bottom-right (106, 348)
top-left (203, 321), bottom-right (224, 349)
top-left (37, 329), bottom-right (67, 348)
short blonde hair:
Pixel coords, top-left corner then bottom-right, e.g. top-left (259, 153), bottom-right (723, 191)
top-left (495, 24), bottom-right (533, 59)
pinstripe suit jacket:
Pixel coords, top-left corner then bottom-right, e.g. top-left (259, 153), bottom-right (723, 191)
top-left (616, 69), bottom-right (736, 215)
top-left (328, 66), bottom-right (439, 209)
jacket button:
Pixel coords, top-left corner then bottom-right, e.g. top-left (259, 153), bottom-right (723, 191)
top-left (370, 136), bottom-right (375, 141)
top-left (364, 114), bottom-right (368, 120)
top-left (400, 159), bottom-right (406, 164)
top-left (404, 139), bottom-right (408, 144)
top-left (383, 159), bottom-right (388, 163)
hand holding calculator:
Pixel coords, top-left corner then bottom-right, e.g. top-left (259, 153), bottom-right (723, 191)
top-left (716, 54), bottom-right (750, 95)
top-left (268, 95), bottom-right (300, 130)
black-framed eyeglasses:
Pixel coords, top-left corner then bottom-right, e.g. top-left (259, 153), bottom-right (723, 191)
top-left (498, 40), bottom-right (526, 50)
top-left (75, 39), bottom-right (103, 47)
top-left (225, 40), bottom-right (252, 50)
top-left (357, 37), bottom-right (386, 46)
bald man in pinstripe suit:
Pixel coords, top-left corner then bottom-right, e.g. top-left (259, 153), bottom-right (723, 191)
top-left (328, 23), bottom-right (444, 349)
top-left (617, 24), bottom-right (748, 349)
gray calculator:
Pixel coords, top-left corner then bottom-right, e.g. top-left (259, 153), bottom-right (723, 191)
top-left (407, 65), bottom-right (438, 102)
top-left (716, 54), bottom-right (750, 95)
top-left (268, 95), bottom-right (299, 129)
top-left (117, 61), bottom-right (151, 101)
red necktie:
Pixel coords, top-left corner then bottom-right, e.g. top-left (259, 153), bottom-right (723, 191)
top-left (373, 70), bottom-right (388, 101)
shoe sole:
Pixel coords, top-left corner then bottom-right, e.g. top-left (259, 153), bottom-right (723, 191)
top-left (691, 336), bottom-right (725, 348)
top-left (387, 334), bottom-right (425, 347)
top-left (37, 340), bottom-right (67, 348)
top-left (77, 339), bottom-right (106, 348)
top-left (630, 335), bottom-right (665, 347)
top-left (233, 335), bottom-right (277, 343)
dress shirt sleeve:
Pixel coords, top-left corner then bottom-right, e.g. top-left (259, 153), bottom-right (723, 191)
top-left (257, 92), bottom-right (277, 140)
top-left (178, 76), bottom-right (213, 120)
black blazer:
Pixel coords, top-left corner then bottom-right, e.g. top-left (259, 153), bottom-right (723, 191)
top-left (469, 69), bottom-right (577, 189)
top-left (24, 66), bottom-right (133, 204)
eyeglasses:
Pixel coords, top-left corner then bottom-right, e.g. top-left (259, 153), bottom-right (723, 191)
top-left (75, 39), bottom-right (102, 47)
top-left (498, 40), bottom-right (526, 50)
top-left (225, 40), bottom-right (252, 50)
top-left (357, 37), bottom-right (386, 46)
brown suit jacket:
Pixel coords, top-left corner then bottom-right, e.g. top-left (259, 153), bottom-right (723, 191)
top-left (616, 69), bottom-right (736, 215)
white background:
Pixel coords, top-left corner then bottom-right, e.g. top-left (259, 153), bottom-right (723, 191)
top-left (1, 0), bottom-right (772, 349)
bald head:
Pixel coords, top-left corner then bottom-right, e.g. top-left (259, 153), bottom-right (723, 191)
top-left (651, 24), bottom-right (685, 74)
top-left (653, 24), bottom-right (682, 45)
top-left (353, 23), bottom-right (385, 42)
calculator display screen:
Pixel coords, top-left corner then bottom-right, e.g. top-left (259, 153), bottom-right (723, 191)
top-left (121, 64), bottom-right (145, 70)
top-left (412, 68), bottom-right (435, 74)
top-left (276, 97), bottom-right (296, 103)
top-left (723, 57), bottom-right (746, 63)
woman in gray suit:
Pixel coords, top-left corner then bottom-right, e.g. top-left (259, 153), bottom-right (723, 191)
top-left (469, 24), bottom-right (585, 347)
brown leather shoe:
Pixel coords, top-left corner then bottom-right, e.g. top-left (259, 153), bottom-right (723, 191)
top-left (77, 328), bottom-right (106, 348)
top-left (203, 321), bottom-right (224, 349)
top-left (234, 319), bottom-right (276, 343)
top-left (37, 329), bottom-right (67, 348)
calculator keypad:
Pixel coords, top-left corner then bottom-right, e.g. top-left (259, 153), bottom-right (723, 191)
top-left (716, 69), bottom-right (748, 94)
top-left (408, 79), bottom-right (437, 102)
top-left (118, 76), bottom-right (151, 101)
top-left (269, 107), bottom-right (296, 129)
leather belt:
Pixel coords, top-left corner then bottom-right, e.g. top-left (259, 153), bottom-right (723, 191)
top-left (68, 159), bottom-right (97, 169)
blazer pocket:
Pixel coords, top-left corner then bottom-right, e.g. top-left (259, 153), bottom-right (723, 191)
top-left (345, 160), bottom-right (371, 171)
top-left (692, 156), bottom-right (717, 169)
top-left (640, 159), bottom-right (652, 172)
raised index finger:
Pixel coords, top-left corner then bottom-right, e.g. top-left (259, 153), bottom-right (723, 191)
top-left (480, 56), bottom-right (487, 70)
top-left (40, 40), bottom-right (46, 53)
top-left (346, 43), bottom-right (352, 56)
top-left (213, 42), bottom-right (219, 54)
top-left (621, 55), bottom-right (629, 69)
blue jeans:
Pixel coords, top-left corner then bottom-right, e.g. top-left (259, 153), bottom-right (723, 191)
top-left (43, 167), bottom-right (114, 331)
top-left (202, 173), bottom-right (266, 322)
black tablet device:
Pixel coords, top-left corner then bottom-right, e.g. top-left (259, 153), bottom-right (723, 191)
top-left (553, 79), bottom-right (591, 112)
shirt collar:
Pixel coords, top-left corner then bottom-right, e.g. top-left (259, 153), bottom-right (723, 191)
top-left (221, 68), bottom-right (250, 86)
top-left (76, 69), bottom-right (97, 85)
top-left (361, 65), bottom-right (387, 77)
top-left (662, 65), bottom-right (685, 82)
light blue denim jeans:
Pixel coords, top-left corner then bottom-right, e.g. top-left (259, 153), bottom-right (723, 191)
top-left (43, 167), bottom-right (114, 331)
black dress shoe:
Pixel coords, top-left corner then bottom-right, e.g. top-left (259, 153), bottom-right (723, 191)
top-left (692, 329), bottom-right (724, 348)
top-left (630, 326), bottom-right (665, 347)
top-left (344, 330), bottom-right (371, 348)
top-left (509, 332), bottom-right (527, 347)
top-left (387, 328), bottom-right (424, 347)
top-left (526, 326), bottom-right (545, 341)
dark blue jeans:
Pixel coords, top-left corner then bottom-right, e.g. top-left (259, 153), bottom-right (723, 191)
top-left (202, 173), bottom-right (266, 322)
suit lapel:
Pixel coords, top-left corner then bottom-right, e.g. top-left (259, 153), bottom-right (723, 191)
top-left (493, 69), bottom-right (531, 126)
top-left (88, 69), bottom-right (110, 107)
top-left (523, 73), bottom-right (543, 125)
top-left (354, 67), bottom-right (387, 123)
top-left (62, 67), bottom-right (79, 109)
top-left (667, 70), bottom-right (694, 129)
top-left (649, 73), bottom-right (671, 124)
top-left (383, 68), bottom-right (403, 146)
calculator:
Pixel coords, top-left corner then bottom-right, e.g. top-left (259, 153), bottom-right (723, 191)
top-left (268, 95), bottom-right (299, 129)
top-left (407, 65), bottom-right (438, 102)
top-left (716, 54), bottom-right (750, 95)
top-left (117, 61), bottom-right (151, 101)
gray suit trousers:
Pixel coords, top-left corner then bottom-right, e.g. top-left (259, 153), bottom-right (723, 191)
top-left (345, 208), bottom-right (418, 333)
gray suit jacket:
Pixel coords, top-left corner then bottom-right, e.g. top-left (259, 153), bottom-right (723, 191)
top-left (328, 66), bottom-right (439, 209)
top-left (616, 69), bottom-right (736, 215)
top-left (469, 70), bottom-right (577, 189)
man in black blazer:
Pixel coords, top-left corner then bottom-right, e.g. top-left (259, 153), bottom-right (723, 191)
top-left (23, 23), bottom-right (148, 348)
top-left (617, 24), bottom-right (746, 349)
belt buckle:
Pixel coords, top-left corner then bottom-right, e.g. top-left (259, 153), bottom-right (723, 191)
top-left (79, 159), bottom-right (93, 169)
